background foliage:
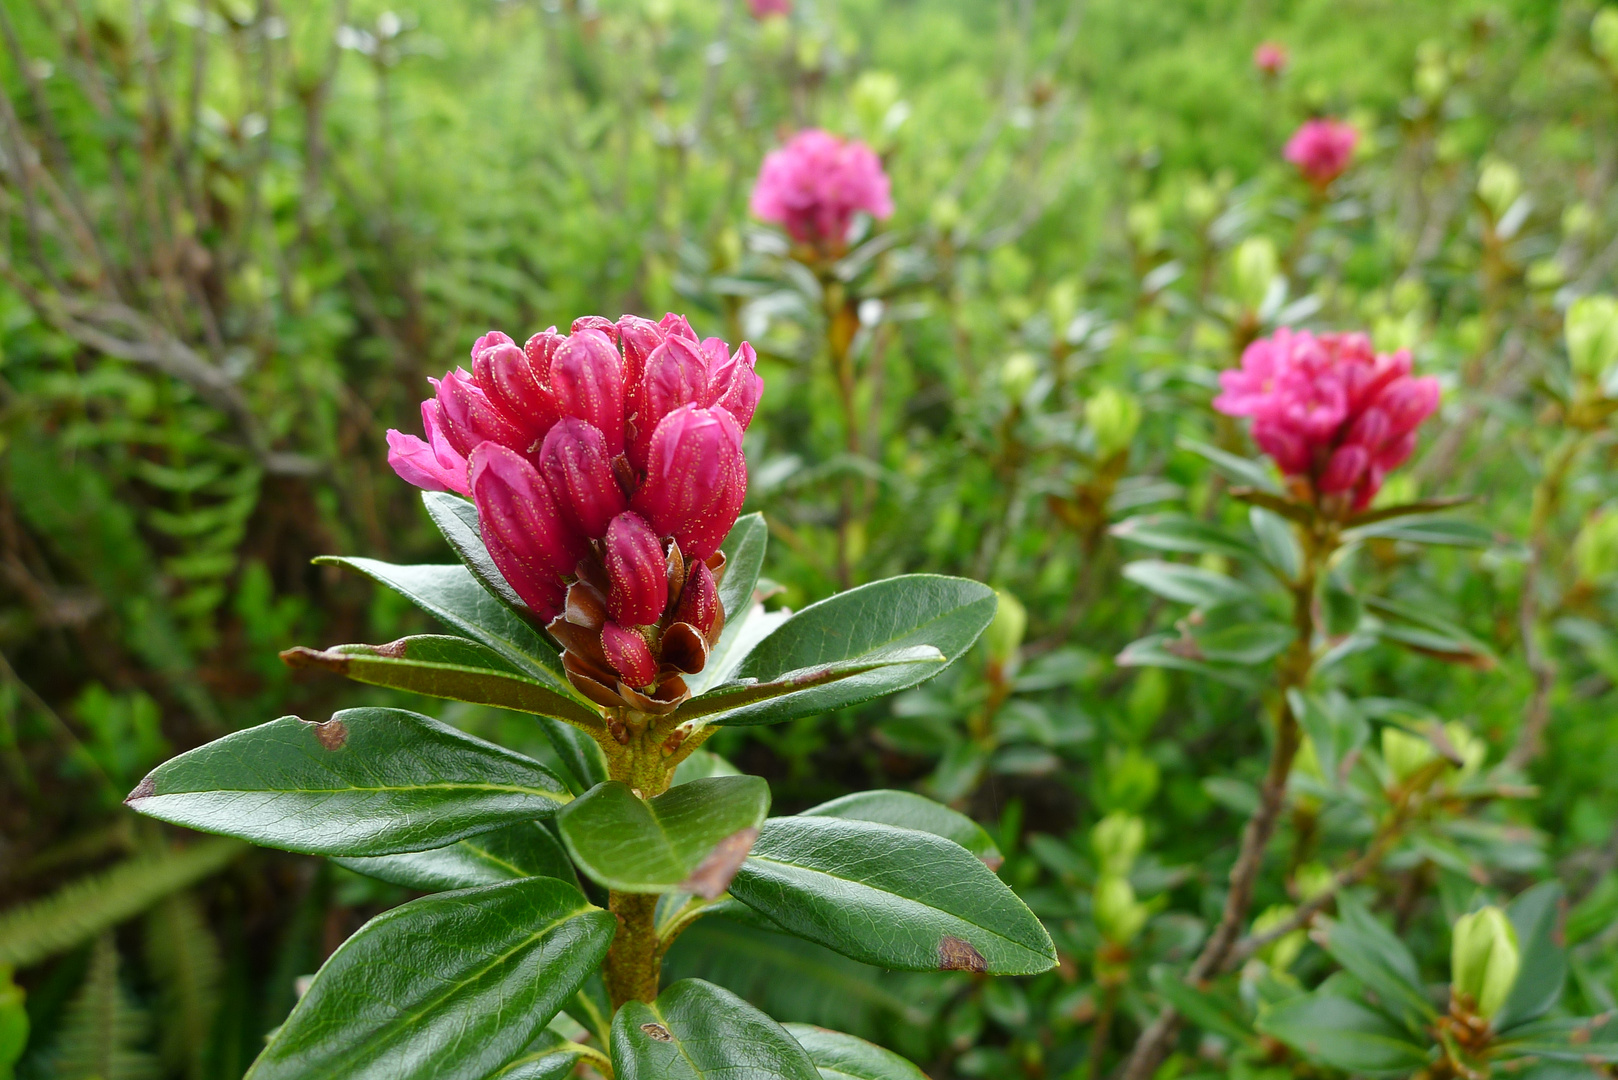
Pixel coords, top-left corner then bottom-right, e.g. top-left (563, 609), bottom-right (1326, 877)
top-left (3, 0), bottom-right (1617, 1077)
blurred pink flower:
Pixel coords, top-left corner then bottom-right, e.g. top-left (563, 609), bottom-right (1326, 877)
top-left (1215, 328), bottom-right (1439, 513)
top-left (385, 313), bottom-right (759, 707)
top-left (750, 129), bottom-right (893, 251)
top-left (747, 0), bottom-right (791, 16)
top-left (1253, 42), bottom-right (1288, 76)
top-left (1285, 119), bottom-right (1358, 190)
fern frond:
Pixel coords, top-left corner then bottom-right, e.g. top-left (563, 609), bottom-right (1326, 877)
top-left (41, 935), bottom-right (159, 1080)
top-left (0, 839), bottom-right (243, 969)
top-left (143, 893), bottom-right (222, 1080)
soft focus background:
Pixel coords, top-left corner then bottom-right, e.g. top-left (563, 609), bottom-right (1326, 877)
top-left (1, 0), bottom-right (1616, 1077)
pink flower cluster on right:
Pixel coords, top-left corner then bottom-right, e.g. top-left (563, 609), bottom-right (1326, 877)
top-left (1253, 41), bottom-right (1288, 76)
top-left (1285, 119), bottom-right (1357, 190)
top-left (1214, 329), bottom-right (1440, 513)
top-left (747, 0), bottom-right (791, 16)
top-left (749, 129), bottom-right (893, 251)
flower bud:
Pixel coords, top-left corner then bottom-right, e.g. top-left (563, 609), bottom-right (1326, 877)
top-left (470, 444), bottom-right (585, 621)
top-left (673, 561), bottom-right (721, 637)
top-left (1382, 726), bottom-right (1436, 783)
top-left (983, 590), bottom-right (1026, 669)
top-left (709, 341), bottom-right (764, 431)
top-left (604, 511), bottom-right (668, 627)
top-left (1452, 906), bottom-right (1520, 1021)
top-left (473, 342), bottom-right (558, 445)
top-left (1566, 294), bottom-right (1618, 383)
top-left (471, 330), bottom-right (515, 360)
top-left (999, 353), bottom-right (1039, 401)
top-left (1575, 508), bottom-right (1618, 582)
top-left (1086, 387), bottom-right (1142, 461)
top-left (550, 329), bottom-right (627, 455)
top-left (537, 420), bottom-right (628, 541)
top-left (1091, 812), bottom-right (1145, 878)
top-left (435, 370), bottom-right (531, 459)
top-left (602, 621), bottom-right (657, 689)
top-left (570, 315), bottom-right (620, 344)
top-left (1232, 236), bottom-right (1280, 312)
top-left (1595, 8), bottom-right (1618, 71)
top-left (1093, 875), bottom-right (1147, 945)
top-left (631, 405), bottom-right (748, 561)
top-left (1477, 160), bottom-right (1522, 222)
top-left (386, 400), bottom-right (470, 496)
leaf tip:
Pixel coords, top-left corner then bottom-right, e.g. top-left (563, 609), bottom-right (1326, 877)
top-left (125, 773), bottom-right (156, 805)
top-left (680, 826), bottom-right (760, 899)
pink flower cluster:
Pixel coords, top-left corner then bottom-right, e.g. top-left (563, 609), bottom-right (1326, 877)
top-left (1214, 328), bottom-right (1439, 513)
top-left (1285, 119), bottom-right (1357, 190)
top-left (747, 0), bottom-right (791, 17)
top-left (1253, 41), bottom-right (1288, 76)
top-left (749, 129), bottom-right (893, 252)
top-left (387, 314), bottom-right (761, 711)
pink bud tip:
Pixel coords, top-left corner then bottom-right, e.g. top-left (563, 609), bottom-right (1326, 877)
top-left (602, 621), bottom-right (657, 688)
top-left (632, 405), bottom-right (748, 561)
top-left (436, 369), bottom-right (531, 460)
top-left (674, 561), bottom-right (721, 637)
top-left (604, 511), bottom-right (668, 627)
top-left (750, 129), bottom-right (893, 249)
top-left (385, 400), bottom-right (470, 496)
top-left (470, 444), bottom-right (585, 621)
top-left (550, 329), bottom-right (627, 456)
top-left (537, 419), bottom-right (628, 541)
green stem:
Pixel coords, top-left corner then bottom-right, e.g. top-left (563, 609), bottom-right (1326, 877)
top-left (604, 891), bottom-right (660, 1009)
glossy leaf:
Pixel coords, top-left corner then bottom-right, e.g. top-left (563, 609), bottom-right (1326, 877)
top-left (1257, 992), bottom-right (1431, 1074)
top-left (1122, 561), bottom-right (1257, 607)
top-left (612, 978), bottom-right (820, 1080)
top-left (687, 575), bottom-right (996, 726)
top-left (423, 491), bottom-right (529, 615)
top-left (335, 821), bottom-right (578, 892)
top-left (489, 1029), bottom-right (587, 1080)
top-left (127, 708), bottom-right (572, 856)
top-left (538, 716), bottom-right (608, 795)
top-left (718, 512), bottom-right (769, 620)
top-left (781, 1023), bottom-right (929, 1080)
top-left (247, 878), bottom-right (614, 1080)
top-left (1312, 895), bottom-right (1434, 1033)
top-left (728, 817), bottom-right (1056, 975)
top-left (1363, 596), bottom-right (1496, 669)
top-left (1496, 881), bottom-right (1567, 1030)
top-left (800, 790), bottom-right (1002, 869)
top-left (557, 776), bottom-right (769, 895)
top-left (282, 635), bottom-right (601, 727)
top-left (1110, 513), bottom-right (1259, 560)
top-left (317, 556), bottom-right (574, 692)
top-left (692, 602), bottom-right (794, 694)
top-left (676, 646), bottom-right (946, 723)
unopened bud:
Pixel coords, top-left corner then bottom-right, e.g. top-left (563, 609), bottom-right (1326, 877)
top-left (1085, 387), bottom-right (1141, 460)
top-left (1567, 294), bottom-right (1618, 383)
top-left (1293, 862), bottom-right (1334, 902)
top-left (1091, 812), bottom-right (1145, 877)
top-left (999, 353), bottom-right (1039, 401)
top-left (984, 590), bottom-right (1027, 668)
top-left (1382, 726), bottom-right (1436, 782)
top-left (1576, 509), bottom-right (1618, 582)
top-left (1415, 61), bottom-right (1449, 103)
top-left (1594, 8), bottom-right (1618, 70)
top-left (1232, 236), bottom-right (1280, 312)
top-left (1184, 182), bottom-right (1220, 224)
top-left (1452, 906), bottom-right (1520, 1021)
top-left (850, 71), bottom-right (902, 147)
top-left (1477, 161), bottom-right (1522, 222)
top-left (1093, 874), bottom-right (1148, 945)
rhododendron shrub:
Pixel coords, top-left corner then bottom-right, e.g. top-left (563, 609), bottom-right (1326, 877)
top-left (122, 314), bottom-right (1045, 1079)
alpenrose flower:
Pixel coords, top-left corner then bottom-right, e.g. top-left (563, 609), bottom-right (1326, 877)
top-left (749, 128), bottom-right (893, 253)
top-left (747, 0), bottom-right (791, 16)
top-left (1214, 328), bottom-right (1440, 514)
top-left (1285, 118), bottom-right (1357, 191)
top-left (1253, 41), bottom-right (1288, 76)
top-left (387, 313), bottom-right (761, 714)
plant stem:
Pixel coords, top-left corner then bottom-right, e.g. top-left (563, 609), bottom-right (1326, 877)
top-left (1119, 526), bottom-right (1326, 1080)
top-left (821, 272), bottom-right (861, 588)
top-left (1087, 981), bottom-right (1120, 1080)
top-left (603, 891), bottom-right (660, 1009)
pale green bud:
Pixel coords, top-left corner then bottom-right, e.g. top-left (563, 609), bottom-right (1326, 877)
top-left (1477, 160), bottom-right (1522, 221)
top-left (930, 195), bottom-right (963, 233)
top-left (1594, 8), bottom-right (1618, 70)
top-left (1452, 906), bottom-right (1520, 1020)
top-left (1232, 236), bottom-right (1280, 312)
top-left (1091, 812), bottom-right (1146, 877)
top-left (1047, 279), bottom-right (1081, 338)
top-left (1293, 862), bottom-right (1335, 902)
top-left (1415, 61), bottom-right (1449, 103)
top-left (1085, 387), bottom-right (1141, 460)
top-left (1566, 294), bottom-right (1618, 382)
top-left (1564, 202), bottom-right (1597, 239)
top-left (1125, 667), bottom-right (1168, 736)
top-left (1292, 735), bottom-right (1325, 781)
top-left (1252, 904), bottom-right (1306, 972)
top-left (1184, 182), bottom-right (1220, 224)
top-left (850, 71), bottom-right (903, 146)
top-left (999, 352), bottom-right (1039, 401)
top-left (1096, 746), bottom-right (1160, 813)
top-left (983, 590), bottom-right (1027, 668)
top-left (1382, 726), bottom-right (1436, 782)
top-left (1094, 874), bottom-right (1148, 945)
top-left (1126, 202), bottom-right (1162, 251)
top-left (1444, 721), bottom-right (1487, 778)
top-left (1527, 259), bottom-right (1565, 291)
top-left (1574, 509), bottom-right (1618, 582)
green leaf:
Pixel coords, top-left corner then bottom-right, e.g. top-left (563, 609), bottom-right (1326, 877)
top-left (1257, 992), bottom-right (1432, 1074)
top-left (317, 556), bottom-right (575, 693)
top-left (781, 1023), bottom-right (929, 1080)
top-left (1249, 507), bottom-right (1302, 580)
top-left (422, 491), bottom-right (530, 616)
top-left (335, 821), bottom-right (579, 891)
top-left (1122, 561), bottom-right (1257, 607)
top-left (1363, 595), bottom-right (1496, 669)
top-left (688, 575), bottom-right (996, 726)
top-left (1178, 437), bottom-right (1281, 494)
top-left (538, 716), bottom-right (609, 795)
top-left (612, 978), bottom-right (820, 1080)
top-left (1110, 513), bottom-right (1259, 560)
top-left (728, 817), bottom-right (1056, 975)
top-left (1343, 496), bottom-right (1475, 528)
top-left (800, 790), bottom-right (1003, 869)
top-left (282, 635), bottom-right (602, 728)
top-left (1148, 965), bottom-right (1253, 1044)
top-left (489, 1030), bottom-right (587, 1079)
top-left (557, 776), bottom-right (770, 896)
top-left (1497, 1015), bottom-right (1618, 1062)
top-left (1115, 633), bottom-right (1262, 689)
top-left (1341, 514), bottom-right (1494, 548)
top-left (1192, 621), bottom-right (1295, 665)
top-left (127, 708), bottom-right (572, 856)
top-left (1496, 881), bottom-right (1567, 1030)
top-left (1312, 895), bottom-right (1435, 1033)
top-left (675, 646), bottom-right (947, 723)
top-left (247, 878), bottom-right (613, 1080)
top-left (719, 512), bottom-right (769, 620)
top-left (0, 837), bottom-right (243, 969)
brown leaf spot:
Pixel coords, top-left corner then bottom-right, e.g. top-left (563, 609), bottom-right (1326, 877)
top-left (279, 646), bottom-right (350, 674)
top-left (125, 775), bottom-right (156, 804)
top-left (938, 935), bottom-right (987, 973)
top-left (373, 638), bottom-right (410, 659)
top-left (680, 827), bottom-right (759, 900)
top-left (640, 1022), bottom-right (673, 1043)
top-left (312, 718), bottom-right (348, 750)
top-left (981, 852), bottom-right (1005, 872)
